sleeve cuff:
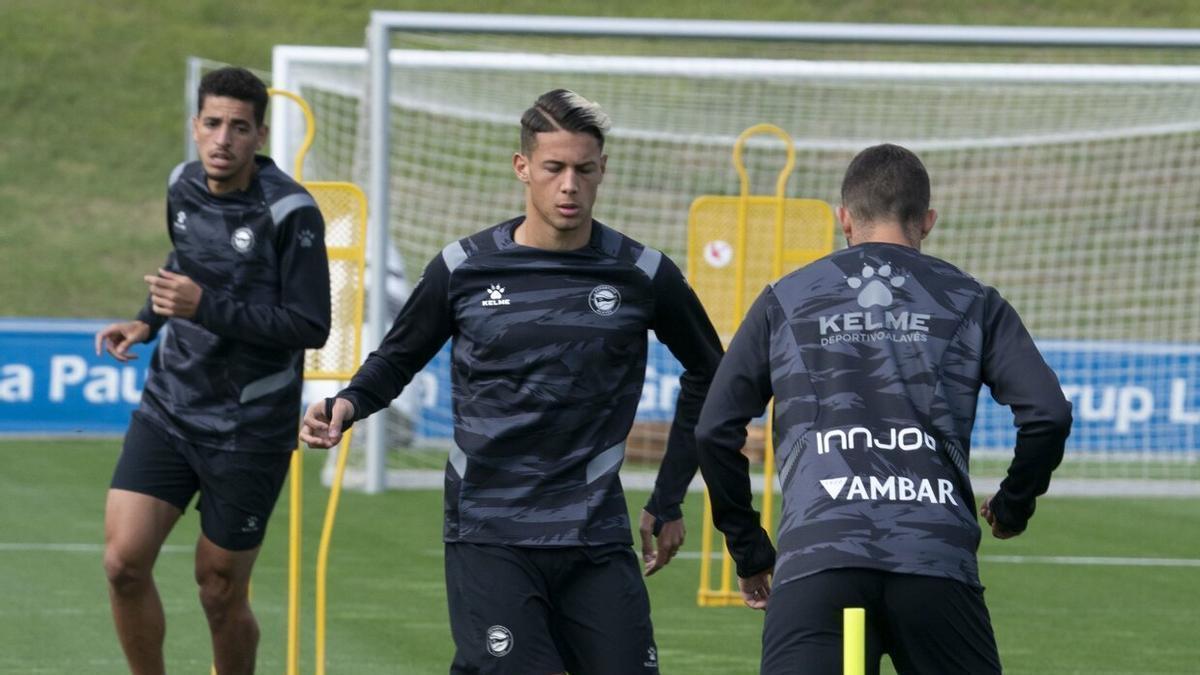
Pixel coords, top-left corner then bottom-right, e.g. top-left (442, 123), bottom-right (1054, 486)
top-left (735, 531), bottom-right (777, 578)
top-left (644, 493), bottom-right (684, 528)
top-left (989, 491), bottom-right (1033, 534)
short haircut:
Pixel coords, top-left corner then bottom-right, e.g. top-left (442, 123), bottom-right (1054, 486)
top-left (519, 89), bottom-right (611, 154)
top-left (197, 67), bottom-right (269, 127)
top-left (840, 144), bottom-right (931, 232)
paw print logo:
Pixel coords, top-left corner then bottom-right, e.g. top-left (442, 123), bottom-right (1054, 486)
top-left (298, 229), bottom-right (315, 248)
top-left (847, 264), bottom-right (905, 308)
top-left (487, 284), bottom-right (505, 300)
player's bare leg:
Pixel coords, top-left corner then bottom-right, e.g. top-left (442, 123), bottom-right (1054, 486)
top-left (104, 489), bottom-right (183, 675)
top-left (195, 535), bottom-right (261, 675)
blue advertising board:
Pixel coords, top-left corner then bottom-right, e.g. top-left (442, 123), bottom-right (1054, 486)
top-left (3, 319), bottom-right (1199, 454)
top-left (0, 319), bottom-right (156, 434)
top-left (408, 338), bottom-right (1200, 454)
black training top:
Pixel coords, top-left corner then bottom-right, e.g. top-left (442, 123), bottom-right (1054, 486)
top-left (338, 217), bottom-right (723, 546)
top-left (697, 243), bottom-right (1072, 588)
top-left (136, 156), bottom-right (331, 453)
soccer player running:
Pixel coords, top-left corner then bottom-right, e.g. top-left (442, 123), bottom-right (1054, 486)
top-left (696, 144), bottom-right (1073, 674)
top-left (300, 89), bottom-right (722, 674)
top-left (96, 67), bottom-right (331, 675)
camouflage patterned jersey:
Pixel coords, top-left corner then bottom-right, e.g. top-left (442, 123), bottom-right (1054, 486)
top-left (338, 218), bottom-right (722, 546)
top-left (696, 242), bottom-right (1072, 588)
top-left (137, 156), bottom-right (331, 453)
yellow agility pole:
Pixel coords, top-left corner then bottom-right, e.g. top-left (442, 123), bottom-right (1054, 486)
top-left (268, 87), bottom-right (369, 675)
top-left (305, 184), bottom-right (368, 675)
top-left (268, 86), bottom-right (316, 675)
top-left (731, 124), bottom-right (794, 543)
top-left (689, 124), bottom-right (834, 606)
top-left (844, 607), bottom-right (866, 675)
top-left (314, 422), bottom-right (356, 675)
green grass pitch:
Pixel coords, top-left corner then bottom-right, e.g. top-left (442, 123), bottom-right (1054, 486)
top-left (2, 439), bottom-right (1198, 674)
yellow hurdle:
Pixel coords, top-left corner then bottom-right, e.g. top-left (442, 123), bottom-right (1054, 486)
top-left (844, 607), bottom-right (866, 675)
top-left (268, 88), bottom-right (369, 675)
top-left (689, 124), bottom-right (834, 606)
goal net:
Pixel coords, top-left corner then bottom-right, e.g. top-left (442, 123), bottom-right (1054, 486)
top-left (263, 28), bottom-right (1200, 487)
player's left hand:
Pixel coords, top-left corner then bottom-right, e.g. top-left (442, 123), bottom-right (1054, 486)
top-left (738, 568), bottom-right (772, 610)
top-left (145, 268), bottom-right (202, 319)
top-left (639, 509), bottom-right (685, 577)
top-left (980, 495), bottom-right (1019, 540)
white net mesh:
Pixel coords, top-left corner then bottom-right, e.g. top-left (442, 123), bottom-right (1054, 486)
top-left (267, 41), bottom-right (1200, 482)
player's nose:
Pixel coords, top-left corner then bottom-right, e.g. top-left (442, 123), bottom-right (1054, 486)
top-left (560, 169), bottom-right (578, 193)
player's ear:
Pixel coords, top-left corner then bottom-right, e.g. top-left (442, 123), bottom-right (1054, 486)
top-left (513, 152), bottom-right (530, 184)
top-left (255, 123), bottom-right (269, 151)
top-left (599, 153), bottom-right (607, 177)
top-left (836, 205), bottom-right (854, 245)
top-left (920, 208), bottom-right (937, 239)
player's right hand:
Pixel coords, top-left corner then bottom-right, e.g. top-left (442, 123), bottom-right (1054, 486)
top-left (980, 495), bottom-right (1019, 540)
top-left (94, 321), bottom-right (151, 362)
top-left (639, 509), bottom-right (686, 577)
top-left (300, 397), bottom-right (354, 449)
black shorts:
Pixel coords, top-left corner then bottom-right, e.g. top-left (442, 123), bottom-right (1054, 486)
top-left (761, 568), bottom-right (1001, 675)
top-left (444, 542), bottom-right (659, 675)
top-left (110, 412), bottom-right (292, 551)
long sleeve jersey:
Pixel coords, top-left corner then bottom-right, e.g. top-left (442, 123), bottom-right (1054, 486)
top-left (696, 242), bottom-right (1072, 588)
top-left (337, 218), bottom-right (723, 546)
top-left (136, 157), bottom-right (331, 453)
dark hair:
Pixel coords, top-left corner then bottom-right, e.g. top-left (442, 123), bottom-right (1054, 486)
top-left (519, 89), bottom-right (611, 154)
top-left (197, 67), bottom-right (269, 126)
top-left (840, 144), bottom-right (931, 234)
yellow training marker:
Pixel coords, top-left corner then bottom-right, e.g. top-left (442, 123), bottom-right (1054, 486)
top-left (269, 87), bottom-right (369, 675)
top-left (691, 124), bottom-right (834, 607)
top-left (844, 607), bottom-right (866, 675)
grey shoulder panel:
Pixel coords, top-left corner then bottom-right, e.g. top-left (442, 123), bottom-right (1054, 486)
top-left (167, 162), bottom-right (187, 188)
top-left (634, 246), bottom-right (663, 280)
top-left (441, 240), bottom-right (469, 273)
top-left (269, 192), bottom-right (318, 227)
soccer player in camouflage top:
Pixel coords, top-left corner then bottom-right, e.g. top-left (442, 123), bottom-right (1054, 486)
top-left (696, 144), bottom-right (1073, 674)
top-left (301, 89), bottom-right (722, 674)
top-left (97, 68), bottom-right (330, 675)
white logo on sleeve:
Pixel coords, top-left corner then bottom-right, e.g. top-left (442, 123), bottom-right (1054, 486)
top-left (486, 625), bottom-right (513, 657)
top-left (173, 211), bottom-right (188, 232)
top-left (231, 227), bottom-right (255, 253)
top-left (589, 284), bottom-right (621, 316)
top-left (644, 645), bottom-right (658, 668)
top-left (481, 284), bottom-right (510, 307)
top-left (847, 263), bottom-right (906, 308)
top-left (298, 228), bottom-right (315, 248)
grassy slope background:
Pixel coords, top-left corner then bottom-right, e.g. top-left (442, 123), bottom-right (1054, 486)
top-left (2, 1), bottom-right (1200, 317)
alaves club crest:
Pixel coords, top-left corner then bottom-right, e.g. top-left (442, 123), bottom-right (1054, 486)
top-left (589, 285), bottom-right (620, 316)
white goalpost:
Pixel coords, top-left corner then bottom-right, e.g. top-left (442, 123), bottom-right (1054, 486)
top-left (260, 14), bottom-right (1200, 493)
